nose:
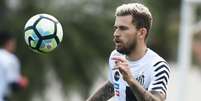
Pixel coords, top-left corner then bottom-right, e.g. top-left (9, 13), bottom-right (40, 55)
top-left (113, 29), bottom-right (120, 37)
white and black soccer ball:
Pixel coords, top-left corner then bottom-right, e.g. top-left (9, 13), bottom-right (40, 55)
top-left (24, 14), bottom-right (63, 53)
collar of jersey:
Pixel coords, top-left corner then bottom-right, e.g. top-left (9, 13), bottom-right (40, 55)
top-left (127, 48), bottom-right (150, 65)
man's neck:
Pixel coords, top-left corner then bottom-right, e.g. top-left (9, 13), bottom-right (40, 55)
top-left (126, 44), bottom-right (147, 61)
top-left (3, 46), bottom-right (13, 53)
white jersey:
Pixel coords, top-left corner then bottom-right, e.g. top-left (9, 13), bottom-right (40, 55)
top-left (108, 48), bottom-right (170, 101)
top-left (0, 49), bottom-right (21, 101)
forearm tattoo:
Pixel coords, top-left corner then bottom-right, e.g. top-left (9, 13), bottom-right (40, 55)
top-left (87, 81), bottom-right (114, 101)
top-left (128, 80), bottom-right (164, 101)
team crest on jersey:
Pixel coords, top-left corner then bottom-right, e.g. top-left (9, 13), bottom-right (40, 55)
top-left (136, 73), bottom-right (145, 86)
top-left (114, 71), bottom-right (120, 81)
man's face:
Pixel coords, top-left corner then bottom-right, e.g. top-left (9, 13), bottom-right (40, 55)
top-left (113, 15), bottom-right (138, 55)
top-left (7, 39), bottom-right (16, 53)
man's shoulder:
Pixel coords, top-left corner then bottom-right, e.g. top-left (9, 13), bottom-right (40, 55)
top-left (147, 49), bottom-right (167, 64)
top-left (0, 49), bottom-right (19, 65)
top-left (147, 49), bottom-right (170, 73)
top-left (145, 49), bottom-right (170, 71)
top-left (0, 49), bottom-right (16, 58)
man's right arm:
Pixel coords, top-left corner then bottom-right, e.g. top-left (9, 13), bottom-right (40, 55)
top-left (86, 80), bottom-right (114, 101)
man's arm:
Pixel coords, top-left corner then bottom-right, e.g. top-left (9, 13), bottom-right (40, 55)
top-left (9, 75), bottom-right (28, 92)
top-left (127, 78), bottom-right (165, 101)
top-left (87, 80), bottom-right (114, 101)
top-left (112, 57), bottom-right (166, 101)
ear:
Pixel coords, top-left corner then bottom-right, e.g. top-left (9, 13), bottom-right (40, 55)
top-left (137, 28), bottom-right (147, 39)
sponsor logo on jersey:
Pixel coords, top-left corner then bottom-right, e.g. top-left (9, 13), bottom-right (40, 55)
top-left (114, 71), bottom-right (120, 96)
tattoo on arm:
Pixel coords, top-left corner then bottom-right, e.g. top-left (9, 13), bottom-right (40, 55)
top-left (87, 81), bottom-right (114, 101)
top-left (143, 91), bottom-right (165, 101)
top-left (127, 79), bottom-right (165, 101)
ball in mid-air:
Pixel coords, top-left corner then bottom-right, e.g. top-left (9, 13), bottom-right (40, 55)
top-left (24, 14), bottom-right (63, 54)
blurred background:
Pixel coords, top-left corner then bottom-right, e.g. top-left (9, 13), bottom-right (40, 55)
top-left (0, 0), bottom-right (201, 101)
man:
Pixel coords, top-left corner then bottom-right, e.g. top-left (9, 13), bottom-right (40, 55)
top-left (87, 3), bottom-right (170, 101)
top-left (0, 31), bottom-right (28, 101)
top-left (193, 32), bottom-right (201, 64)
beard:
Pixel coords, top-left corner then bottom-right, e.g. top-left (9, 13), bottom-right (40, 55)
top-left (116, 37), bottom-right (137, 55)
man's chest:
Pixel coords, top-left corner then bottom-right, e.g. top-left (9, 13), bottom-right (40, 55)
top-left (111, 64), bottom-right (152, 90)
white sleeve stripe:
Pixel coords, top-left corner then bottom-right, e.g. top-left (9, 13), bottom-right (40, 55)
top-left (155, 68), bottom-right (170, 75)
top-left (155, 70), bottom-right (169, 79)
top-left (154, 64), bottom-right (170, 72)
top-left (153, 61), bottom-right (167, 67)
top-left (153, 81), bottom-right (167, 90)
top-left (151, 87), bottom-right (166, 94)
top-left (155, 75), bottom-right (168, 84)
top-left (151, 61), bottom-right (170, 95)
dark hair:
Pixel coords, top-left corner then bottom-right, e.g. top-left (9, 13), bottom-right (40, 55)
top-left (0, 31), bottom-right (15, 47)
top-left (115, 3), bottom-right (153, 39)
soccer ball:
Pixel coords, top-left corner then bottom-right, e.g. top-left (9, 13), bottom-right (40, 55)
top-left (24, 14), bottom-right (63, 53)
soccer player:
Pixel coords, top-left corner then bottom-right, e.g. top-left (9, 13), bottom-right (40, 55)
top-left (0, 31), bottom-right (28, 101)
top-left (193, 32), bottom-right (201, 64)
top-left (87, 3), bottom-right (170, 101)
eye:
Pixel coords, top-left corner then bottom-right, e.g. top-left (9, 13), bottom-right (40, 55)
top-left (113, 26), bottom-right (118, 31)
top-left (119, 26), bottom-right (128, 30)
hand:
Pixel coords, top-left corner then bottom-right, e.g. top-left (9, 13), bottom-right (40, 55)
top-left (112, 56), bottom-right (134, 82)
top-left (19, 75), bottom-right (29, 89)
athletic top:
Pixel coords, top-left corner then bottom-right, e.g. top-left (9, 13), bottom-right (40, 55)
top-left (0, 49), bottom-right (20, 101)
top-left (108, 48), bottom-right (170, 101)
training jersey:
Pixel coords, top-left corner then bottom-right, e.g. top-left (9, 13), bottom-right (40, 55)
top-left (0, 49), bottom-right (21, 101)
top-left (108, 48), bottom-right (170, 101)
